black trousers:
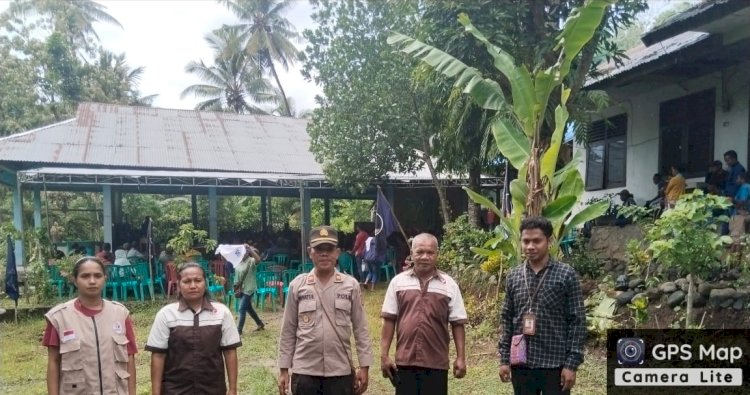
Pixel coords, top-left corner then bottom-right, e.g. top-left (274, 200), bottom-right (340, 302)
top-left (510, 366), bottom-right (569, 395)
top-left (395, 366), bottom-right (448, 395)
top-left (291, 373), bottom-right (353, 395)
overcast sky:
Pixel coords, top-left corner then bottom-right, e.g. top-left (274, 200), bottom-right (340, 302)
top-left (0, 0), bottom-right (322, 112)
top-left (0, 0), bottom-right (693, 112)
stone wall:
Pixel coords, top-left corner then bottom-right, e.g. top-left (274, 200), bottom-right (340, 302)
top-left (586, 224), bottom-right (643, 263)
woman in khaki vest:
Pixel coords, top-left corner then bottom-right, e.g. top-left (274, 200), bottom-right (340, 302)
top-left (43, 257), bottom-right (137, 394)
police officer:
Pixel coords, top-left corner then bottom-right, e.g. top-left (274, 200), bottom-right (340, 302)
top-left (278, 226), bottom-right (373, 395)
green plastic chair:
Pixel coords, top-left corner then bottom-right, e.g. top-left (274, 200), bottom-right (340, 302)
top-left (207, 273), bottom-right (225, 301)
top-left (272, 254), bottom-right (290, 266)
top-left (255, 271), bottom-right (280, 312)
top-left (282, 269), bottom-right (300, 305)
top-left (47, 266), bottom-right (68, 299)
top-left (337, 253), bottom-right (355, 275)
top-left (104, 265), bottom-right (120, 301)
top-left (380, 248), bottom-right (397, 282)
top-left (257, 261), bottom-right (273, 273)
top-left (115, 265), bottom-right (141, 301)
top-left (298, 262), bottom-right (314, 272)
top-left (132, 263), bottom-right (154, 300)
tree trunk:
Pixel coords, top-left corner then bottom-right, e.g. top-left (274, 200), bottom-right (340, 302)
top-left (467, 164), bottom-right (482, 228)
top-left (268, 58), bottom-right (292, 117)
top-left (420, 152), bottom-right (452, 226)
top-left (686, 274), bottom-right (694, 328)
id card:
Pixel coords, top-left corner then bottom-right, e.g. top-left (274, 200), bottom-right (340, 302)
top-left (522, 313), bottom-right (536, 336)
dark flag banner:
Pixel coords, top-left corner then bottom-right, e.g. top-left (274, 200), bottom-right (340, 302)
top-left (375, 188), bottom-right (400, 258)
top-left (5, 235), bottom-right (19, 303)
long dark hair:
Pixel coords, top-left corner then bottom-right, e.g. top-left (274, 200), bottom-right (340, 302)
top-left (72, 256), bottom-right (106, 278)
top-left (177, 262), bottom-right (211, 300)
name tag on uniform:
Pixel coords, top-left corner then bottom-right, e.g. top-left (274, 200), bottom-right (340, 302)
top-left (62, 329), bottom-right (77, 342)
top-left (522, 313), bottom-right (536, 336)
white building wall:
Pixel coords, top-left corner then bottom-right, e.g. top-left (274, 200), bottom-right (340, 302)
top-left (578, 61), bottom-right (750, 205)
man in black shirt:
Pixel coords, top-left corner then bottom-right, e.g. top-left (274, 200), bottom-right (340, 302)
top-left (498, 217), bottom-right (586, 394)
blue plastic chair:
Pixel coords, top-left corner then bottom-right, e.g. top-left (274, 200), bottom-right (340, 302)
top-left (380, 262), bottom-right (395, 282)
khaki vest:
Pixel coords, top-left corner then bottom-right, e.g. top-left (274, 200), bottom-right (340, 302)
top-left (45, 299), bottom-right (131, 395)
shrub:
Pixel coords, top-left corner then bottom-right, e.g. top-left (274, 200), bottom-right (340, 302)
top-left (438, 214), bottom-right (492, 271)
top-left (568, 246), bottom-right (602, 280)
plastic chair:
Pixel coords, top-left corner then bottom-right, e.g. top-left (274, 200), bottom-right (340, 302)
top-left (207, 274), bottom-right (225, 301)
top-left (115, 265), bottom-right (141, 301)
top-left (298, 262), bottom-right (314, 272)
top-left (257, 261), bottom-right (272, 273)
top-left (337, 253), bottom-right (355, 275)
top-left (165, 263), bottom-right (179, 298)
top-left (560, 229), bottom-right (578, 257)
top-left (132, 263), bottom-right (154, 300)
top-left (211, 260), bottom-right (226, 278)
top-left (380, 261), bottom-right (395, 282)
top-left (255, 271), bottom-right (280, 312)
top-left (272, 254), bottom-right (290, 266)
top-left (282, 269), bottom-right (300, 305)
top-left (104, 265), bottom-right (120, 301)
top-left (47, 266), bottom-right (67, 298)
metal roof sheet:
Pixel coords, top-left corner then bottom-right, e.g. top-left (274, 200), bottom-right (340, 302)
top-left (585, 31), bottom-right (709, 87)
top-left (0, 102), bottom-right (325, 175)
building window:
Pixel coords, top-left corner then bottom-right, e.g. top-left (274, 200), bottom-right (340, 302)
top-left (659, 89), bottom-right (715, 178)
top-left (586, 114), bottom-right (627, 190)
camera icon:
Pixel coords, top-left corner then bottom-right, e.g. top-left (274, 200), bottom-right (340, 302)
top-left (617, 338), bottom-right (645, 366)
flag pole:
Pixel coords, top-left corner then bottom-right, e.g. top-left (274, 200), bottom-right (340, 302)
top-left (376, 186), bottom-right (408, 242)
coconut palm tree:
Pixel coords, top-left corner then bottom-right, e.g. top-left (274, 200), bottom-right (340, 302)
top-left (219, 0), bottom-right (301, 116)
top-left (181, 27), bottom-right (276, 114)
top-left (2, 0), bottom-right (122, 56)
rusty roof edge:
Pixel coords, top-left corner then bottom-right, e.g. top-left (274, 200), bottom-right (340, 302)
top-left (0, 118), bottom-right (76, 141)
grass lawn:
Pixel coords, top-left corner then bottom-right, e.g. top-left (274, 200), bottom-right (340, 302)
top-left (0, 287), bottom-right (607, 394)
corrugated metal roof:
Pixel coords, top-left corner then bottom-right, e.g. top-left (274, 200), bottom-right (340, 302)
top-left (585, 31), bottom-right (709, 87)
top-left (0, 102), bottom-right (325, 175)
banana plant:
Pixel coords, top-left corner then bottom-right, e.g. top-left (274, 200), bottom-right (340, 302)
top-left (388, 0), bottom-right (612, 264)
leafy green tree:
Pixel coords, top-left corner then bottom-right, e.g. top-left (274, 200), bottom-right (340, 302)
top-left (646, 191), bottom-right (731, 328)
top-left (0, 0), bottom-right (150, 132)
top-left (390, 0), bottom-right (617, 265)
top-left (303, 0), bottom-right (455, 222)
top-left (219, 0), bottom-right (301, 116)
top-left (182, 27), bottom-right (276, 113)
top-left (1, 0), bottom-right (122, 57)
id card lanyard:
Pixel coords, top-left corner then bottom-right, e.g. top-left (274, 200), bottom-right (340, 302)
top-left (521, 263), bottom-right (549, 336)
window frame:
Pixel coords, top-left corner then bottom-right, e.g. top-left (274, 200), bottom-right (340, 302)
top-left (585, 113), bottom-right (628, 191)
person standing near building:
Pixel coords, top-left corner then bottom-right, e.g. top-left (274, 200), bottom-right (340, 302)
top-left (380, 233), bottom-right (467, 395)
top-left (724, 150), bottom-right (747, 198)
top-left (44, 257), bottom-right (137, 395)
top-left (277, 226), bottom-right (373, 395)
top-left (498, 217), bottom-right (586, 395)
top-left (664, 165), bottom-right (686, 209)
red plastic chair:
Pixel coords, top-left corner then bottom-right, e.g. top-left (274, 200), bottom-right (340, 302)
top-left (166, 262), bottom-right (179, 298)
top-left (212, 260), bottom-right (226, 277)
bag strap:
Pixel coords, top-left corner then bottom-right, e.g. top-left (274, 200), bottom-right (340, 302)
top-left (310, 278), bottom-right (355, 370)
top-left (236, 259), bottom-right (251, 285)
